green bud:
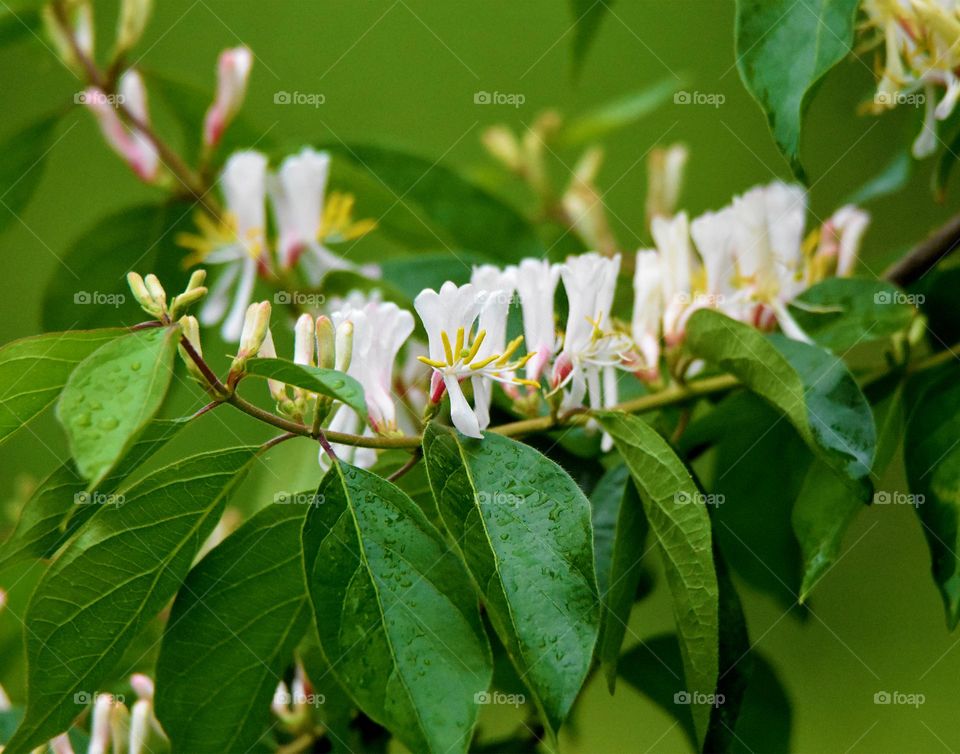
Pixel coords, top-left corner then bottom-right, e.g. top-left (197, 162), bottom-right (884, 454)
top-left (143, 274), bottom-right (167, 312)
top-left (116, 0), bottom-right (152, 56)
top-left (169, 286), bottom-right (208, 320)
top-left (316, 316), bottom-right (335, 370)
top-left (127, 272), bottom-right (164, 318)
top-left (178, 316), bottom-right (207, 385)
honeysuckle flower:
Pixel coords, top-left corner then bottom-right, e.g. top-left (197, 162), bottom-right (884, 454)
top-left (83, 70), bottom-right (159, 182)
top-left (630, 250), bottom-right (662, 380)
top-left (690, 205), bottom-right (743, 321)
top-left (645, 143), bottom-right (689, 223)
top-left (184, 150), bottom-right (267, 341)
top-left (268, 147), bottom-right (376, 283)
top-left (863, 0), bottom-right (960, 157)
top-left (653, 213), bottom-right (695, 343)
top-left (470, 264), bottom-right (519, 420)
top-left (415, 281), bottom-right (534, 438)
top-left (553, 252), bottom-right (630, 417)
top-left (203, 46), bottom-right (253, 149)
top-left (514, 258), bottom-right (560, 383)
top-left (810, 205), bottom-right (871, 280)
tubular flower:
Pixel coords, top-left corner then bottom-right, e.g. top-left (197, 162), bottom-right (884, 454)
top-left (863, 0), bottom-right (960, 156)
top-left (203, 46), bottom-right (253, 149)
top-left (268, 147), bottom-right (377, 283)
top-left (181, 150), bottom-right (268, 341)
top-left (553, 252), bottom-right (631, 415)
top-left (652, 213), bottom-right (696, 344)
top-left (630, 250), bottom-right (662, 380)
top-left (414, 281), bottom-right (535, 438)
top-left (83, 70), bottom-right (159, 182)
top-left (514, 258), bottom-right (561, 383)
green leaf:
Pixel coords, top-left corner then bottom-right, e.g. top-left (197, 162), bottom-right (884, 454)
top-left (6, 446), bottom-right (260, 752)
top-left (596, 412), bottom-right (718, 746)
top-left (788, 278), bottom-right (916, 352)
top-left (56, 326), bottom-right (180, 488)
top-left (421, 424), bottom-right (599, 737)
top-left (569, 0), bottom-right (613, 76)
top-left (323, 143), bottom-right (545, 263)
top-left (0, 328), bottom-right (122, 446)
top-left (620, 637), bottom-right (792, 753)
top-left (302, 461), bottom-right (492, 754)
top-left (244, 358), bottom-right (367, 419)
top-left (0, 418), bottom-right (186, 569)
top-left (559, 79), bottom-right (678, 146)
top-left (0, 112), bottom-right (61, 235)
top-left (589, 465), bottom-right (649, 692)
top-left (934, 121), bottom-right (960, 201)
top-left (905, 365), bottom-right (960, 628)
top-left (735, 0), bottom-right (860, 180)
top-left (41, 202), bottom-right (193, 332)
top-left (0, 5), bottom-right (42, 48)
top-left (156, 501), bottom-right (312, 754)
top-left (848, 150), bottom-right (913, 205)
top-left (685, 309), bottom-right (876, 489)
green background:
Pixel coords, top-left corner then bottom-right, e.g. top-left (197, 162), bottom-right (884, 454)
top-left (0, 1), bottom-right (957, 752)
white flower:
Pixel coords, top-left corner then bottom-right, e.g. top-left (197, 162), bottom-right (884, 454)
top-left (83, 70), bottom-right (159, 182)
top-left (470, 264), bottom-right (519, 422)
top-left (203, 46), bottom-right (253, 148)
top-left (199, 151), bottom-right (267, 341)
top-left (652, 213), bottom-right (695, 343)
top-left (268, 147), bottom-right (363, 283)
top-left (630, 250), bottom-right (662, 378)
top-left (514, 258), bottom-right (560, 382)
top-left (414, 281), bottom-right (532, 438)
top-left (554, 253), bottom-right (629, 419)
top-left (814, 205), bottom-right (871, 279)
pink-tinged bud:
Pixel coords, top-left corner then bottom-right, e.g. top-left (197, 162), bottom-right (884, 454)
top-left (551, 352), bottom-right (573, 390)
top-left (130, 673), bottom-right (154, 701)
top-left (0, 680), bottom-right (10, 712)
top-left (88, 693), bottom-right (115, 754)
top-left (429, 371), bottom-right (446, 404)
top-left (203, 46), bottom-right (253, 149)
top-left (83, 70), bottom-right (159, 182)
top-left (49, 732), bottom-right (75, 754)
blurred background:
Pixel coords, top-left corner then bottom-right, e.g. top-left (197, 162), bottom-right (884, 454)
top-left (0, 1), bottom-right (957, 751)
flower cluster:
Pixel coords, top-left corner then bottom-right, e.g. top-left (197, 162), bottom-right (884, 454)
top-left (863, 0), bottom-right (960, 156)
top-left (197, 180), bottom-right (868, 457)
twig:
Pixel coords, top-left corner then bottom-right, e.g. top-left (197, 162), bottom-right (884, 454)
top-left (388, 452), bottom-right (422, 482)
top-left (884, 211), bottom-right (960, 287)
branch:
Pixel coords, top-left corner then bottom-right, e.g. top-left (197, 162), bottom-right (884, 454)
top-left (884, 211), bottom-right (960, 287)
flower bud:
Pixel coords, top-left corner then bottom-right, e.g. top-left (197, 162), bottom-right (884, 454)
top-left (178, 316), bottom-right (208, 386)
top-left (169, 285), bottom-right (208, 320)
top-left (315, 315), bottom-right (335, 370)
top-left (230, 301), bottom-right (271, 374)
top-left (115, 0), bottom-right (152, 56)
top-left (143, 273), bottom-right (167, 310)
top-left (481, 126), bottom-right (522, 172)
top-left (293, 313), bottom-right (316, 366)
top-left (334, 320), bottom-right (353, 373)
top-left (645, 143), bottom-right (688, 223)
top-left (127, 272), bottom-right (164, 318)
top-left (259, 329), bottom-right (288, 404)
top-left (203, 46), bottom-right (253, 149)
top-left (184, 268), bottom-right (207, 292)
top-left (88, 692), bottom-right (114, 754)
top-left (43, 0), bottom-right (94, 76)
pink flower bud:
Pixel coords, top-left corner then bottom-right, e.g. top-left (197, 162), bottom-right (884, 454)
top-left (203, 46), bottom-right (253, 149)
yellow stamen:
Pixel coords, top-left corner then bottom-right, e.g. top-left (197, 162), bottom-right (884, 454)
top-left (454, 327), bottom-right (465, 358)
top-left (417, 355), bottom-right (447, 368)
top-left (470, 354), bottom-right (500, 370)
top-left (516, 351), bottom-right (537, 368)
top-left (512, 377), bottom-right (542, 388)
top-left (495, 335), bottom-right (524, 367)
top-left (441, 330), bottom-right (454, 364)
top-left (464, 330), bottom-right (486, 362)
